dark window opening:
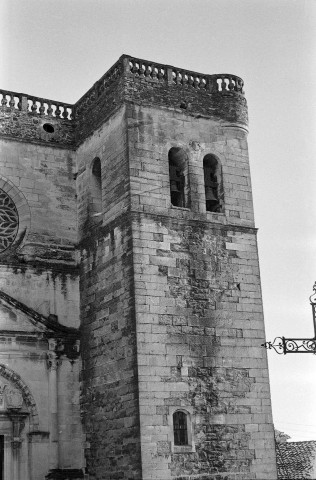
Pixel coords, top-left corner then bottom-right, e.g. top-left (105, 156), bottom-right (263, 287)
top-left (169, 148), bottom-right (188, 208)
top-left (169, 164), bottom-right (184, 207)
top-left (173, 411), bottom-right (188, 446)
top-left (203, 154), bottom-right (221, 212)
top-left (90, 157), bottom-right (102, 220)
top-left (43, 123), bottom-right (54, 133)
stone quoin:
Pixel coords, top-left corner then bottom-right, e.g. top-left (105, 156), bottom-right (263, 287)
top-left (0, 55), bottom-right (277, 480)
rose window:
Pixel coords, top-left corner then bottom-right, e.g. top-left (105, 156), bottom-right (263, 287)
top-left (0, 189), bottom-right (19, 252)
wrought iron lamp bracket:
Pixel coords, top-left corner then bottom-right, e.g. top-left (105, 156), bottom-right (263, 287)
top-left (262, 282), bottom-right (316, 355)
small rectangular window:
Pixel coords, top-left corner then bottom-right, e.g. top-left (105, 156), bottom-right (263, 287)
top-left (173, 411), bottom-right (188, 446)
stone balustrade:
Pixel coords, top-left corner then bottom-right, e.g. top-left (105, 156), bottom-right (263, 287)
top-left (212, 74), bottom-right (244, 94)
top-left (74, 55), bottom-right (245, 118)
top-left (125, 56), bottom-right (244, 93)
top-left (0, 91), bottom-right (21, 110)
top-left (171, 67), bottom-right (208, 89)
top-left (0, 58), bottom-right (244, 124)
top-left (0, 55), bottom-right (246, 147)
top-left (127, 57), bottom-right (167, 81)
top-left (0, 90), bottom-right (73, 120)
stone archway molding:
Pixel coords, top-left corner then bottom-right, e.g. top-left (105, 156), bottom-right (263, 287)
top-left (0, 364), bottom-right (39, 430)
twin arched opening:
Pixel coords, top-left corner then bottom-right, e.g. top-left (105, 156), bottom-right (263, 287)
top-left (168, 148), bottom-right (223, 212)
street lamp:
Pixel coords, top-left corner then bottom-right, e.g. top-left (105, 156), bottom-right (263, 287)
top-left (262, 282), bottom-right (316, 354)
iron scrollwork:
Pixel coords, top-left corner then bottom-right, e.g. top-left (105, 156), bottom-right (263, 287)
top-left (262, 282), bottom-right (316, 355)
top-left (262, 337), bottom-right (316, 354)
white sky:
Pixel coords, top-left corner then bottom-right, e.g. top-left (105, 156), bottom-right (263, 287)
top-left (1, 0), bottom-right (316, 441)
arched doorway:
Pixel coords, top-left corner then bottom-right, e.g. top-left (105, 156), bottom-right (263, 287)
top-left (0, 366), bottom-right (39, 480)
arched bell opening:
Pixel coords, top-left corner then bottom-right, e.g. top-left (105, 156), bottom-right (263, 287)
top-left (168, 147), bottom-right (190, 208)
top-left (203, 154), bottom-right (223, 212)
top-left (90, 157), bottom-right (103, 222)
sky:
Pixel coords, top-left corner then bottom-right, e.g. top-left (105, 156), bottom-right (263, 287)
top-left (1, 0), bottom-right (316, 441)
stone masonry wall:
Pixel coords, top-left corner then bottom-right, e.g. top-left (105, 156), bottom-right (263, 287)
top-left (77, 106), bottom-right (142, 479)
top-left (127, 104), bottom-right (277, 479)
top-left (0, 137), bottom-right (78, 324)
top-left (0, 135), bottom-right (83, 477)
top-left (0, 139), bottom-right (77, 264)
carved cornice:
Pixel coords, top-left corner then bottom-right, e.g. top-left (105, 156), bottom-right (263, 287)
top-left (0, 290), bottom-right (76, 335)
top-left (0, 290), bottom-right (80, 360)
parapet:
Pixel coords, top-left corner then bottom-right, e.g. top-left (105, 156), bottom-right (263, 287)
top-left (0, 55), bottom-right (248, 149)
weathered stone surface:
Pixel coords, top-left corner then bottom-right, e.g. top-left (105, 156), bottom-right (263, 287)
top-left (0, 107), bottom-right (75, 147)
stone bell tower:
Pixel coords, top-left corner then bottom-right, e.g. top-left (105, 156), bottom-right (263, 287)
top-left (0, 55), bottom-right (277, 480)
top-left (76, 56), bottom-right (277, 480)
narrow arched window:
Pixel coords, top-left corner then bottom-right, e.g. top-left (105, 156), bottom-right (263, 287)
top-left (173, 411), bottom-right (188, 446)
top-left (169, 148), bottom-right (189, 208)
top-left (203, 154), bottom-right (221, 212)
top-left (90, 157), bottom-right (102, 219)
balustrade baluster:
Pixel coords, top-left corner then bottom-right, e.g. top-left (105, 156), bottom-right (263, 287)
top-left (220, 76), bottom-right (226, 92)
top-left (55, 105), bottom-right (61, 118)
top-left (157, 69), bottom-right (164, 81)
top-left (62, 107), bottom-right (68, 119)
top-left (144, 64), bottom-right (150, 78)
top-left (151, 67), bottom-right (157, 80)
top-left (139, 64), bottom-right (145, 78)
top-left (238, 79), bottom-right (244, 94)
top-left (47, 103), bottom-right (53, 116)
top-left (188, 75), bottom-right (194, 87)
top-left (132, 62), bottom-right (139, 75)
top-left (9, 95), bottom-right (15, 109)
top-left (17, 97), bottom-right (22, 110)
top-left (194, 77), bottom-right (199, 88)
top-left (176, 72), bottom-right (182, 85)
top-left (31, 100), bottom-right (38, 113)
top-left (182, 75), bottom-right (188, 87)
top-left (39, 101), bottom-right (45, 115)
top-left (1, 95), bottom-right (7, 107)
top-left (228, 76), bottom-right (235, 91)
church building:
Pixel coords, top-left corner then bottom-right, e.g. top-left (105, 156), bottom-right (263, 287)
top-left (0, 55), bottom-right (277, 480)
